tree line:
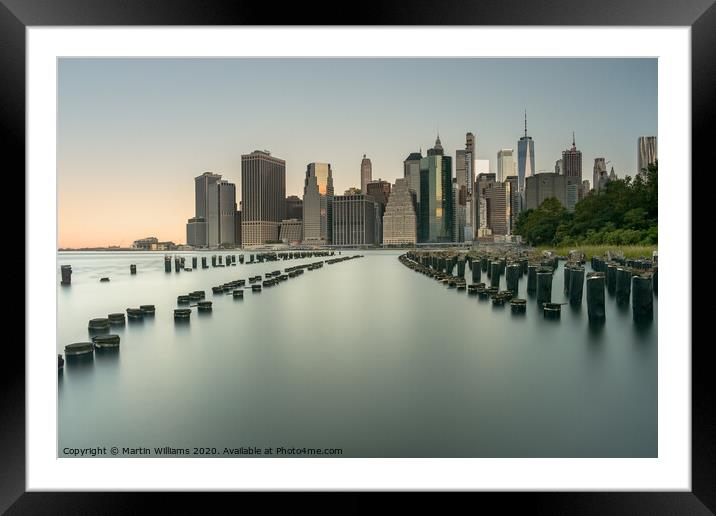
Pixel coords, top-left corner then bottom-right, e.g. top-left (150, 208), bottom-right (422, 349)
top-left (514, 162), bottom-right (658, 247)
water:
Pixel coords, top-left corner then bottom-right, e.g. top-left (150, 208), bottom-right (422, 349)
top-left (57, 250), bottom-right (657, 458)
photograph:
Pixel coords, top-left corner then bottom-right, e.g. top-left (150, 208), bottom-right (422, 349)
top-left (56, 56), bottom-right (658, 459)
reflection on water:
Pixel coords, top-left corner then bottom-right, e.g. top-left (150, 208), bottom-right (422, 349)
top-left (58, 250), bottom-right (657, 458)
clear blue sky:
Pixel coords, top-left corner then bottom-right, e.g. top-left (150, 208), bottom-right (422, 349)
top-left (58, 58), bottom-right (657, 247)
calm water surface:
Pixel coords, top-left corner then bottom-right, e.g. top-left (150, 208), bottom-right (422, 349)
top-left (57, 250), bottom-right (657, 457)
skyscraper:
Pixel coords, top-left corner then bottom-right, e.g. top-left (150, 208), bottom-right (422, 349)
top-left (188, 171), bottom-right (221, 247)
top-left (331, 194), bottom-right (377, 246)
top-left (216, 180), bottom-right (236, 245)
top-left (638, 136), bottom-right (657, 174)
top-left (505, 176), bottom-right (520, 234)
top-left (360, 154), bottom-right (372, 194)
top-left (403, 151), bottom-right (423, 236)
top-left (303, 162), bottom-right (334, 244)
top-left (475, 173), bottom-right (507, 236)
top-left (497, 149), bottom-right (515, 183)
top-left (366, 179), bottom-right (391, 245)
top-left (382, 178), bottom-right (417, 245)
top-left (419, 135), bottom-right (453, 243)
top-left (241, 150), bottom-right (286, 245)
top-left (517, 111), bottom-right (535, 193)
top-left (593, 158), bottom-right (607, 192)
top-left (562, 133), bottom-right (583, 211)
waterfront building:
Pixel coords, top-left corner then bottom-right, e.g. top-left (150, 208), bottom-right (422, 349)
top-left (331, 194), bottom-right (377, 246)
top-left (382, 178), bottom-right (417, 245)
top-left (524, 172), bottom-right (567, 210)
top-left (638, 136), bottom-right (657, 174)
top-left (360, 154), bottom-right (372, 194)
top-left (241, 150), bottom-right (286, 245)
top-left (285, 195), bottom-right (303, 221)
top-left (186, 217), bottom-right (207, 248)
top-left (303, 162), bottom-right (334, 244)
top-left (418, 135), bottom-right (453, 243)
top-left (132, 236), bottom-right (159, 250)
top-left (279, 219), bottom-right (302, 244)
top-left (517, 111), bottom-right (535, 193)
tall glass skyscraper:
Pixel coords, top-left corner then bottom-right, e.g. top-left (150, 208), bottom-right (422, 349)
top-left (517, 111), bottom-right (535, 194)
top-left (418, 135), bottom-right (453, 243)
top-left (360, 154), bottom-right (372, 194)
top-left (303, 162), bottom-right (334, 244)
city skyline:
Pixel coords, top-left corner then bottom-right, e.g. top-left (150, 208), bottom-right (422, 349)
top-left (58, 58), bottom-right (657, 247)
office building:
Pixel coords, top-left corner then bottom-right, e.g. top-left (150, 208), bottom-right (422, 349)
top-left (216, 180), bottom-right (236, 246)
top-left (505, 175), bottom-right (520, 234)
top-left (279, 219), bottom-right (302, 244)
top-left (331, 194), bottom-right (377, 246)
top-left (186, 217), bottom-right (207, 248)
top-left (285, 195), bottom-right (303, 221)
top-left (638, 136), bottom-right (658, 174)
top-left (360, 154), bottom-right (372, 194)
top-left (555, 159), bottom-right (564, 176)
top-left (418, 135), bottom-right (453, 243)
top-left (382, 178), bottom-right (417, 245)
top-left (366, 179), bottom-right (391, 244)
top-left (525, 172), bottom-right (567, 210)
top-left (234, 210), bottom-right (242, 247)
top-left (593, 158), bottom-right (607, 192)
top-left (188, 171), bottom-right (222, 247)
top-left (497, 149), bottom-right (515, 183)
top-left (517, 111), bottom-right (535, 193)
top-left (241, 150), bottom-right (286, 245)
top-left (562, 134), bottom-right (583, 211)
top-left (303, 162), bottom-right (334, 244)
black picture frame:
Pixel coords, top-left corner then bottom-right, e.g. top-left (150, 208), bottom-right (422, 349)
top-left (4, 0), bottom-right (711, 513)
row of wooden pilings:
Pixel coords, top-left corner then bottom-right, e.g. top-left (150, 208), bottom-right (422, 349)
top-left (402, 248), bottom-right (655, 323)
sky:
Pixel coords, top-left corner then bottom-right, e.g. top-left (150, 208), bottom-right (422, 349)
top-left (58, 58), bottom-right (657, 248)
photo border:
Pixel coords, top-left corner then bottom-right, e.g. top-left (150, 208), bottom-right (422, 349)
top-left (5, 0), bottom-right (712, 512)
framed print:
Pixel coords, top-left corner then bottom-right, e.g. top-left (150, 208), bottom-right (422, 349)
top-left (4, 0), bottom-right (713, 513)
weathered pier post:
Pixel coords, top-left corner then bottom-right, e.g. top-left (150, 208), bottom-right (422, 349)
top-left (563, 265), bottom-right (572, 296)
top-left (490, 261), bottom-right (501, 288)
top-left (536, 268), bottom-right (553, 306)
top-left (472, 261), bottom-right (481, 283)
top-left (201, 256), bottom-right (208, 269)
top-left (130, 264), bottom-right (137, 275)
top-left (632, 274), bottom-right (654, 321)
top-left (606, 263), bottom-right (617, 293)
top-left (506, 263), bottom-right (520, 295)
top-left (174, 256), bottom-right (181, 272)
top-left (480, 257), bottom-right (488, 272)
top-left (653, 267), bottom-right (658, 296)
top-left (520, 258), bottom-right (528, 275)
top-left (164, 256), bottom-right (171, 273)
top-left (192, 257), bottom-right (197, 269)
top-left (616, 267), bottom-right (632, 303)
top-left (586, 272), bottom-right (606, 323)
top-left (457, 259), bottom-right (466, 278)
top-left (218, 255), bottom-right (223, 265)
top-left (211, 255), bottom-right (217, 267)
top-left (569, 266), bottom-right (585, 305)
top-left (60, 265), bottom-right (72, 285)
top-left (527, 264), bottom-right (537, 295)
